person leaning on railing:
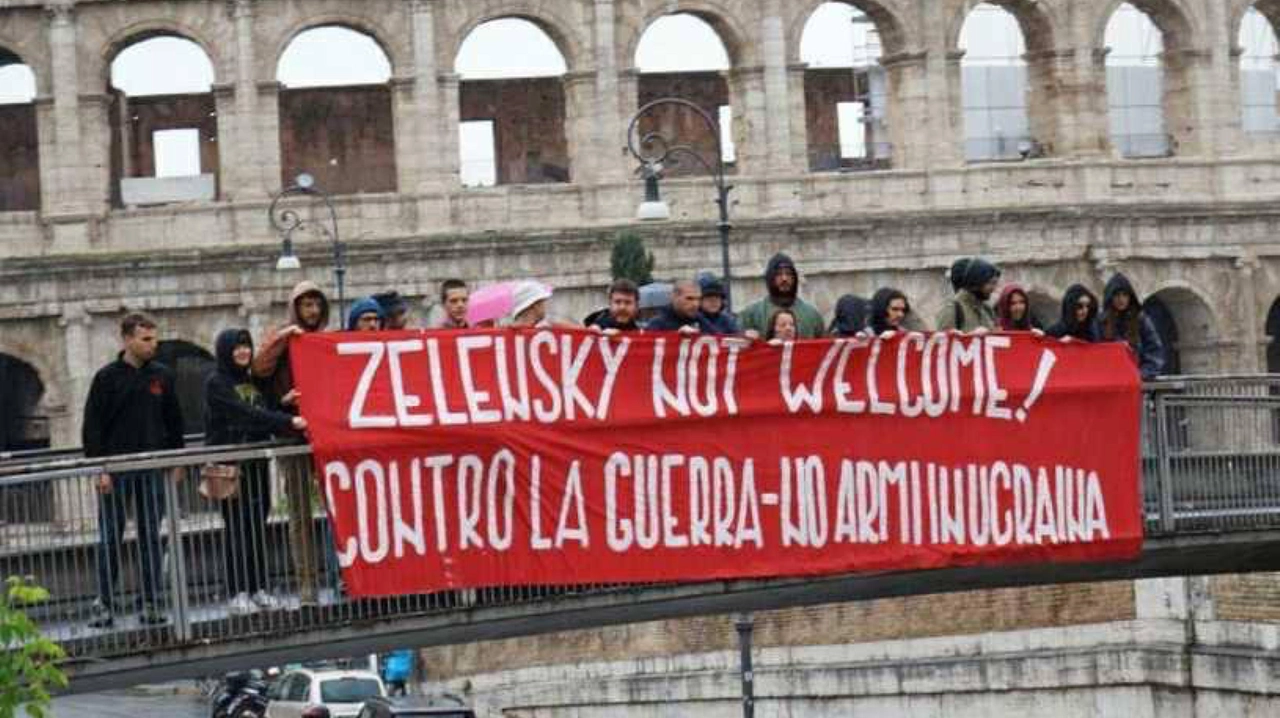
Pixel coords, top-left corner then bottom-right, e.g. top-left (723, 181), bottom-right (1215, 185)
top-left (82, 312), bottom-right (185, 629)
top-left (205, 328), bottom-right (308, 616)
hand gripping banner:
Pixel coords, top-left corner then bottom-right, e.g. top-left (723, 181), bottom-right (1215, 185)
top-left (291, 329), bottom-right (1143, 597)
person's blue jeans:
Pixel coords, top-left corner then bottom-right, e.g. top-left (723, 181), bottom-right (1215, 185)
top-left (96, 470), bottom-right (167, 610)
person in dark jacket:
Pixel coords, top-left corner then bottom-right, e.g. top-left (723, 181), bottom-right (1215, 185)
top-left (1099, 273), bottom-right (1165, 380)
top-left (697, 274), bottom-right (742, 335)
top-left (373, 291), bottom-right (411, 330)
top-left (996, 283), bottom-right (1043, 331)
top-left (867, 288), bottom-right (912, 336)
top-left (589, 278), bottom-right (642, 332)
top-left (1046, 284), bottom-right (1102, 342)
top-left (205, 328), bottom-right (307, 615)
top-left (82, 313), bottom-right (185, 628)
top-left (829, 294), bottom-right (871, 337)
top-left (647, 280), bottom-right (715, 333)
top-left (738, 254), bottom-right (825, 338)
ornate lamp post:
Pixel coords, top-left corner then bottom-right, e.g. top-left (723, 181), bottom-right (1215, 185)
top-left (626, 97), bottom-right (735, 308)
top-left (270, 172), bottom-right (346, 320)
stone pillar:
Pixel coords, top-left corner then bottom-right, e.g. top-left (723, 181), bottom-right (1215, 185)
top-left (396, 0), bottom-right (448, 194)
top-left (256, 81), bottom-right (285, 191)
top-left (54, 304), bottom-right (95, 527)
top-left (563, 71), bottom-right (599, 188)
top-left (786, 64), bottom-right (809, 170)
top-left (760, 8), bottom-right (797, 174)
top-left (1163, 48), bottom-right (1215, 157)
top-left (592, 0), bottom-right (629, 183)
top-left (43, 1), bottom-right (90, 216)
top-left (438, 73), bottom-right (462, 183)
top-left (1236, 254), bottom-right (1265, 373)
top-left (880, 52), bottom-right (930, 169)
top-left (216, 0), bottom-right (265, 200)
top-left (727, 65), bottom-right (769, 176)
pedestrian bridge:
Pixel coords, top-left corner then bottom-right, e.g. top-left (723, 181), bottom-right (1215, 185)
top-left (3, 376), bottom-right (1280, 695)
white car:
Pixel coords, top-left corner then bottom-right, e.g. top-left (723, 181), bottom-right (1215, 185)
top-left (266, 668), bottom-right (386, 718)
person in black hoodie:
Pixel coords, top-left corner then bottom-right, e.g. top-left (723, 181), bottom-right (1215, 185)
top-left (697, 273), bottom-right (742, 335)
top-left (867, 288), bottom-right (912, 336)
top-left (1098, 273), bottom-right (1165, 380)
top-left (82, 313), bottom-right (185, 628)
top-left (829, 294), bottom-right (871, 337)
top-left (205, 328), bottom-right (307, 615)
top-left (738, 253), bottom-right (825, 338)
top-left (1046, 284), bottom-right (1102, 342)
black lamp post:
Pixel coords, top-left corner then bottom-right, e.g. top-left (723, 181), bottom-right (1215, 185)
top-left (626, 97), bottom-right (735, 309)
top-left (270, 172), bottom-right (346, 321)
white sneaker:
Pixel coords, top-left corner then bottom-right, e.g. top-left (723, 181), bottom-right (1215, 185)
top-left (228, 592), bottom-right (257, 615)
top-left (251, 590), bottom-right (282, 610)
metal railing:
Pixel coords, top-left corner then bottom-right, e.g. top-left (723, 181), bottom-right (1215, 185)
top-left (2, 376), bottom-right (1279, 673)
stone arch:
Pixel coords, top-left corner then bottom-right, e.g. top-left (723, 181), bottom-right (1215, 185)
top-left (1233, 2), bottom-right (1280, 136)
top-left (946, 0), bottom-right (1057, 54)
top-left (99, 23), bottom-right (222, 90)
top-left (0, 41), bottom-right (44, 97)
top-left (1145, 283), bottom-right (1220, 375)
top-left (1094, 0), bottom-right (1197, 53)
top-left (1266, 295), bottom-right (1280, 373)
top-left (0, 352), bottom-right (48, 451)
top-left (451, 5), bottom-right (586, 74)
top-left (1235, 0), bottom-right (1280, 38)
top-left (623, 1), bottom-right (756, 70)
top-left (0, 339), bottom-right (64, 411)
top-left (786, 0), bottom-right (910, 60)
top-left (270, 16), bottom-right (404, 82)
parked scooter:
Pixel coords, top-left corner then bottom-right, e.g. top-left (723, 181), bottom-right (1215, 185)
top-left (210, 670), bottom-right (270, 718)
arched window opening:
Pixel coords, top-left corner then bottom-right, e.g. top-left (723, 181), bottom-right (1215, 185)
top-left (800, 2), bottom-right (890, 171)
top-left (1240, 7), bottom-right (1280, 138)
top-left (635, 14), bottom-right (736, 176)
top-left (0, 52), bottom-right (40, 211)
top-left (455, 19), bottom-right (570, 187)
top-left (959, 5), bottom-right (1033, 161)
top-left (1105, 4), bottom-right (1171, 157)
top-left (277, 26), bottom-right (396, 195)
top-left (0, 353), bottom-right (50, 523)
top-left (109, 36), bottom-right (219, 207)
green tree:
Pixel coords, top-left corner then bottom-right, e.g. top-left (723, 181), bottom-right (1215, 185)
top-left (610, 232), bottom-right (655, 285)
top-left (1, 576), bottom-right (68, 718)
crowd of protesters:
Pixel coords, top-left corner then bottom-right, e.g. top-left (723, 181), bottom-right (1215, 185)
top-left (79, 252), bottom-right (1164, 628)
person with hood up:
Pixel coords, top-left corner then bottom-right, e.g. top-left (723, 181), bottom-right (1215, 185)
top-left (937, 257), bottom-right (1000, 331)
top-left (637, 281), bottom-right (673, 327)
top-left (697, 273), bottom-right (741, 335)
top-left (829, 294), bottom-right (871, 337)
top-left (647, 280), bottom-right (715, 333)
top-left (204, 329), bottom-right (307, 615)
top-left (866, 288), bottom-right (912, 337)
top-left (373, 291), bottom-right (411, 329)
top-left (252, 280), bottom-right (330, 403)
top-left (1047, 284), bottom-right (1102, 342)
top-left (83, 313), bottom-right (185, 629)
top-left (996, 284), bottom-right (1043, 331)
top-left (1098, 273), bottom-right (1164, 379)
top-left (347, 297), bottom-right (385, 331)
top-left (738, 253), bottom-right (825, 338)
top-left (250, 280), bottom-right (329, 605)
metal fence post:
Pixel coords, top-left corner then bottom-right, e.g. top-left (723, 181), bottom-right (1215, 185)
top-left (1153, 392), bottom-right (1176, 534)
top-left (165, 465), bottom-right (192, 641)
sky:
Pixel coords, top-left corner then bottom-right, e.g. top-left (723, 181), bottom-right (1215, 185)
top-left (0, 2), bottom-right (1276, 177)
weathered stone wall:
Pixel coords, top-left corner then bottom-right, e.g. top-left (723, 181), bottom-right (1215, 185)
top-left (460, 78), bottom-right (570, 185)
top-left (278, 85), bottom-right (398, 195)
top-left (0, 103), bottom-right (41, 211)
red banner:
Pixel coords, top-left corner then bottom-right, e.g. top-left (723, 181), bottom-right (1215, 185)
top-left (291, 329), bottom-right (1143, 597)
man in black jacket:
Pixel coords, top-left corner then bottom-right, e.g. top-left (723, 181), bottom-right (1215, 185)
top-left (82, 313), bottom-right (185, 628)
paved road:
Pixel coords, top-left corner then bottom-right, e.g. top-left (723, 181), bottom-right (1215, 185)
top-left (52, 690), bottom-right (206, 718)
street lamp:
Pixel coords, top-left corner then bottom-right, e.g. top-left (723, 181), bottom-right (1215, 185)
top-left (269, 172), bottom-right (346, 320)
top-left (626, 97), bottom-right (734, 308)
